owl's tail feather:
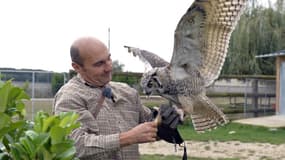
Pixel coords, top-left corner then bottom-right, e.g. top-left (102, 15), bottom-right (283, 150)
top-left (190, 95), bottom-right (228, 133)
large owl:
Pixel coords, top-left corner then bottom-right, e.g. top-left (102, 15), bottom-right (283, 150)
top-left (125, 0), bottom-right (247, 132)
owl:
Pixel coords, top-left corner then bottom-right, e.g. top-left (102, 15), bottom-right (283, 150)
top-left (125, 0), bottom-right (247, 132)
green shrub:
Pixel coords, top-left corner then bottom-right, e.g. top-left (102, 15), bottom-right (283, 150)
top-left (0, 80), bottom-right (80, 160)
top-left (51, 73), bottom-right (65, 95)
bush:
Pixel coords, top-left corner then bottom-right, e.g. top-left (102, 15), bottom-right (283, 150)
top-left (0, 80), bottom-right (80, 160)
top-left (51, 73), bottom-right (65, 95)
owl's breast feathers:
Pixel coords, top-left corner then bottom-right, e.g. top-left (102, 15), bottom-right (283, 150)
top-left (163, 67), bottom-right (205, 96)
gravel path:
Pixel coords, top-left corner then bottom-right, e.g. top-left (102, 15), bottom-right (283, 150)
top-left (139, 140), bottom-right (285, 160)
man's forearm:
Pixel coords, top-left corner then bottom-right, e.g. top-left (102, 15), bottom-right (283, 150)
top-left (119, 131), bottom-right (136, 147)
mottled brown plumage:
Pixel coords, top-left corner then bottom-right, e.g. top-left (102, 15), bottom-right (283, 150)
top-left (125, 0), bottom-right (247, 132)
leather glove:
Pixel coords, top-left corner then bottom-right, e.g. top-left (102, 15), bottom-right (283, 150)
top-left (151, 104), bottom-right (184, 144)
top-left (159, 104), bottom-right (183, 129)
top-left (150, 105), bottom-right (187, 159)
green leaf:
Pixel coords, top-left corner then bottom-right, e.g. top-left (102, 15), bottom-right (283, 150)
top-left (0, 120), bottom-right (27, 138)
top-left (33, 112), bottom-right (45, 132)
top-left (42, 116), bottom-right (57, 132)
top-left (59, 112), bottom-right (72, 127)
top-left (50, 126), bottom-right (65, 145)
top-left (8, 120), bottom-right (27, 133)
top-left (41, 147), bottom-right (54, 160)
top-left (16, 102), bottom-right (26, 118)
top-left (25, 131), bottom-right (50, 157)
top-left (0, 81), bottom-right (12, 112)
top-left (34, 133), bottom-right (50, 147)
top-left (58, 147), bottom-right (76, 160)
top-left (19, 137), bottom-right (35, 157)
top-left (8, 87), bottom-right (27, 103)
top-left (10, 143), bottom-right (30, 160)
top-left (52, 143), bottom-right (76, 160)
top-left (0, 113), bottom-right (11, 129)
top-left (25, 130), bottom-right (38, 140)
top-left (59, 112), bottom-right (80, 134)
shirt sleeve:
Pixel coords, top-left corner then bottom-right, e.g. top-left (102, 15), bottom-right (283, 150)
top-left (53, 91), bottom-right (121, 158)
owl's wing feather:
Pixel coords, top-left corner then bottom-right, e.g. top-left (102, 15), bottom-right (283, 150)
top-left (170, 0), bottom-right (246, 86)
top-left (190, 94), bottom-right (228, 132)
top-left (124, 45), bottom-right (169, 68)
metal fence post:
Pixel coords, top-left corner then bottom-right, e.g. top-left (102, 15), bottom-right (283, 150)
top-left (244, 78), bottom-right (249, 118)
top-left (32, 71), bottom-right (35, 120)
top-left (252, 79), bottom-right (259, 117)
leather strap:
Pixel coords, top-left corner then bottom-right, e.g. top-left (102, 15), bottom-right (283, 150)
top-left (92, 94), bottom-right (105, 118)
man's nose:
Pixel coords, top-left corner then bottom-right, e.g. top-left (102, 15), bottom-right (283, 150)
top-left (105, 60), bottom-right (112, 71)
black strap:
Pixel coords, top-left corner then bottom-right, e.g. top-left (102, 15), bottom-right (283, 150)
top-left (92, 94), bottom-right (105, 118)
top-left (92, 87), bottom-right (115, 118)
top-left (182, 142), bottom-right (187, 160)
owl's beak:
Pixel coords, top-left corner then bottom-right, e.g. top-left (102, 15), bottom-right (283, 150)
top-left (144, 89), bottom-right (152, 96)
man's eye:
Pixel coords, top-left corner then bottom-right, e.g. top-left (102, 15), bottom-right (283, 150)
top-left (94, 61), bottom-right (104, 67)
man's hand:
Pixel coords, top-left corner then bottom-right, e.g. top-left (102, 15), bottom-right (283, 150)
top-left (119, 121), bottom-right (158, 147)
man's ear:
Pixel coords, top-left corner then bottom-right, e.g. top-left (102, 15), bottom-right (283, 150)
top-left (72, 62), bottom-right (81, 73)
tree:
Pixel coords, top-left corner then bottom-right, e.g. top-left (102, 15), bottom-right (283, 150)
top-left (51, 73), bottom-right (65, 95)
top-left (222, 0), bottom-right (285, 75)
top-left (112, 60), bottom-right (125, 73)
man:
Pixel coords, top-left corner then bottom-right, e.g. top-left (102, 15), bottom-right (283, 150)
top-left (53, 36), bottom-right (182, 160)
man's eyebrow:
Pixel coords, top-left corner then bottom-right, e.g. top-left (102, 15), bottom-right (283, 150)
top-left (93, 54), bottom-right (111, 66)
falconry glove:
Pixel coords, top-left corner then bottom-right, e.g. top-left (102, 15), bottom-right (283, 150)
top-left (151, 104), bottom-right (187, 160)
top-left (159, 104), bottom-right (182, 129)
top-left (154, 104), bottom-right (184, 144)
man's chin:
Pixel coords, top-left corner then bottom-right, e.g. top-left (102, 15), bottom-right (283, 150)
top-left (101, 76), bottom-right (112, 85)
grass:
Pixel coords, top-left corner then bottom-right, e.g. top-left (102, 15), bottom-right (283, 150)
top-left (178, 119), bottom-right (285, 144)
top-left (141, 120), bottom-right (285, 160)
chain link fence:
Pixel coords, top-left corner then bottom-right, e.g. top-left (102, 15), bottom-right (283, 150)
top-left (0, 70), bottom-right (276, 120)
top-left (0, 70), bottom-right (67, 120)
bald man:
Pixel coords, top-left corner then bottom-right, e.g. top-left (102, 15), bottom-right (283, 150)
top-left (53, 37), bottom-right (158, 160)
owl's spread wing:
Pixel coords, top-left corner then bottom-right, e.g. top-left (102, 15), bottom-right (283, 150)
top-left (170, 0), bottom-right (247, 86)
top-left (124, 45), bottom-right (169, 68)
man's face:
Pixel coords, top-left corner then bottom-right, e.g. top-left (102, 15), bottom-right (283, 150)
top-left (75, 45), bottom-right (113, 87)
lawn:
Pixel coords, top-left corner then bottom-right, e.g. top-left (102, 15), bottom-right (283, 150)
top-left (178, 119), bottom-right (285, 144)
top-left (141, 120), bottom-right (285, 160)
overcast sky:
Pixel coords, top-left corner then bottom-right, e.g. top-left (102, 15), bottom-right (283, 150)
top-left (0, 0), bottom-right (276, 73)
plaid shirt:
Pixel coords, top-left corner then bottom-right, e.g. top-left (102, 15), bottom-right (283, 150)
top-left (53, 75), bottom-right (153, 160)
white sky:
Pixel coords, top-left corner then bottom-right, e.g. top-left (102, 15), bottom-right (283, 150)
top-left (0, 0), bottom-right (276, 73)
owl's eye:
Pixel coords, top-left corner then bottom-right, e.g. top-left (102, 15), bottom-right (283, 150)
top-left (147, 81), bottom-right (153, 88)
top-left (153, 77), bottom-right (162, 88)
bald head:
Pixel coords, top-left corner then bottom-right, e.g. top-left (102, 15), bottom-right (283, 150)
top-left (70, 37), bottom-right (108, 66)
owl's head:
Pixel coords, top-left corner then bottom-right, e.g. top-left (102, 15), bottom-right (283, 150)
top-left (140, 67), bottom-right (168, 96)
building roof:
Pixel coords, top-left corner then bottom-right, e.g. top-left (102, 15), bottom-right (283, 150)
top-left (255, 50), bottom-right (285, 58)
